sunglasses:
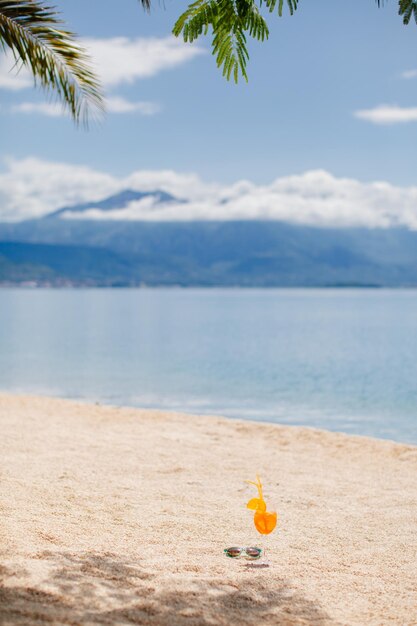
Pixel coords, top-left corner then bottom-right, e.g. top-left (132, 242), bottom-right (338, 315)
top-left (224, 546), bottom-right (262, 560)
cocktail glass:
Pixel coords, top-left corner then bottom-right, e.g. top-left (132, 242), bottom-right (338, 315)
top-left (252, 501), bottom-right (277, 566)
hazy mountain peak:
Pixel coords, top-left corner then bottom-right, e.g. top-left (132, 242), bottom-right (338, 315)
top-left (46, 188), bottom-right (181, 219)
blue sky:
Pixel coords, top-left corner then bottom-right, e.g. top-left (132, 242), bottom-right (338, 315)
top-left (1, 0), bottom-right (417, 224)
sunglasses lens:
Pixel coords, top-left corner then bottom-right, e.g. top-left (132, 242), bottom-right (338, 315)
top-left (245, 547), bottom-right (262, 558)
top-left (226, 547), bottom-right (242, 558)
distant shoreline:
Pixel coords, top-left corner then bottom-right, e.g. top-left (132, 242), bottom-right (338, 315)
top-left (3, 283), bottom-right (417, 289)
top-left (3, 220), bottom-right (417, 287)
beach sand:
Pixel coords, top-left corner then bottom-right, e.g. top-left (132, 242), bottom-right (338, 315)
top-left (0, 394), bottom-right (416, 625)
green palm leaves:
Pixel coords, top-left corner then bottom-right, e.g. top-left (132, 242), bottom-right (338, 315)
top-left (399, 0), bottom-right (417, 23)
top-left (377, 0), bottom-right (417, 24)
top-left (173, 0), bottom-right (297, 83)
top-left (174, 0), bottom-right (267, 82)
top-left (174, 0), bottom-right (417, 83)
top-left (0, 0), bottom-right (103, 124)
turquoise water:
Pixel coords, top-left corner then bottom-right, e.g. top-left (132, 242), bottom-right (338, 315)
top-left (0, 288), bottom-right (416, 444)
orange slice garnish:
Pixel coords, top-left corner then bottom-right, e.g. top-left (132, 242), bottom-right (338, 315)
top-left (246, 497), bottom-right (266, 512)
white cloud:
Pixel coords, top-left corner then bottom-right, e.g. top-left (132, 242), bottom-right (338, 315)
top-left (83, 36), bottom-right (204, 87)
top-left (354, 104), bottom-right (417, 124)
top-left (10, 97), bottom-right (160, 117)
top-left (11, 102), bottom-right (65, 117)
top-left (1, 36), bottom-right (200, 119)
top-left (0, 36), bottom-right (203, 96)
top-left (0, 36), bottom-right (200, 117)
top-left (0, 158), bottom-right (117, 221)
top-left (125, 170), bottom-right (219, 201)
top-left (3, 158), bottom-right (417, 229)
top-left (401, 69), bottom-right (417, 79)
top-left (0, 54), bottom-right (32, 90)
top-left (106, 96), bottom-right (160, 115)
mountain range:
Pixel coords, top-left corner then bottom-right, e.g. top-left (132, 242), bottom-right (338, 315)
top-left (1, 189), bottom-right (417, 287)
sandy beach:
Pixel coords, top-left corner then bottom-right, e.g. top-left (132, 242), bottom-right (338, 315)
top-left (0, 393), bottom-right (416, 625)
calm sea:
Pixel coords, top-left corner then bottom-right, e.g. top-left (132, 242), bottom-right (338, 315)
top-left (0, 288), bottom-right (416, 444)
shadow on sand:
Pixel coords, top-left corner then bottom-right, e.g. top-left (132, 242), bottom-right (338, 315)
top-left (0, 552), bottom-right (335, 625)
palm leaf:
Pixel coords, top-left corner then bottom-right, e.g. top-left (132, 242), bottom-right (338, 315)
top-left (138, 0), bottom-right (151, 12)
top-left (0, 0), bottom-right (103, 125)
top-left (376, 0), bottom-right (417, 24)
top-left (398, 0), bottom-right (417, 23)
top-left (174, 0), bottom-right (268, 83)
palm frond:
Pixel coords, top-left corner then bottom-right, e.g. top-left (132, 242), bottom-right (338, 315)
top-left (0, 0), bottom-right (103, 125)
top-left (138, 0), bottom-right (151, 12)
top-left (376, 0), bottom-right (417, 24)
top-left (174, 0), bottom-right (417, 85)
top-left (174, 0), bottom-right (269, 83)
top-left (263, 0), bottom-right (298, 16)
top-left (398, 0), bottom-right (417, 23)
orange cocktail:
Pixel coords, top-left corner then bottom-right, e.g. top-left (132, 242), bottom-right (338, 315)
top-left (254, 509), bottom-right (277, 535)
top-left (246, 475), bottom-right (277, 562)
